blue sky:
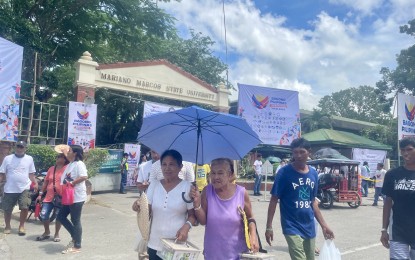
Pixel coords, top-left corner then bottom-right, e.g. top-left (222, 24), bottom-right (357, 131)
top-left (160, 0), bottom-right (415, 109)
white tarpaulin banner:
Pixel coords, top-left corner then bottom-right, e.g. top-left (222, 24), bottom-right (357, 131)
top-left (124, 143), bottom-right (141, 186)
top-left (0, 37), bottom-right (23, 141)
top-left (237, 83), bottom-right (300, 145)
top-left (397, 93), bottom-right (415, 140)
top-left (67, 101), bottom-right (97, 152)
top-left (143, 101), bottom-right (181, 118)
top-left (352, 148), bottom-right (387, 175)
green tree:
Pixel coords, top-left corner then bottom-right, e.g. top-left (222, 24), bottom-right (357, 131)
top-left (360, 119), bottom-right (398, 159)
top-left (1, 0), bottom-right (230, 145)
top-left (0, 0), bottom-right (178, 101)
top-left (318, 85), bottom-right (390, 124)
top-left (300, 109), bottom-right (332, 134)
top-left (155, 30), bottom-right (229, 88)
top-left (376, 19), bottom-right (415, 100)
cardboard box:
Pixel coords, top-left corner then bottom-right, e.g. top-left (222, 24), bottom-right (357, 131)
top-left (157, 238), bottom-right (201, 260)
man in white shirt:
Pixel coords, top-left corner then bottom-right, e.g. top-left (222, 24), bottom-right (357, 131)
top-left (360, 161), bottom-right (370, 197)
top-left (136, 150), bottom-right (159, 192)
top-left (149, 159), bottom-right (195, 183)
top-left (372, 162), bottom-right (387, 206)
top-left (253, 154), bottom-right (263, 196)
top-left (275, 160), bottom-right (286, 176)
top-left (0, 141), bottom-right (37, 236)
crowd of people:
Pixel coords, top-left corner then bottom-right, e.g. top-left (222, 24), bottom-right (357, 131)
top-left (1, 136), bottom-right (415, 259)
top-left (0, 142), bottom-right (88, 254)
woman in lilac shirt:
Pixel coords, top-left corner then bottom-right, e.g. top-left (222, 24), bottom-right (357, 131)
top-left (191, 158), bottom-right (259, 259)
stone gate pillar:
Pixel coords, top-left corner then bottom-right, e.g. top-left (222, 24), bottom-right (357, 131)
top-left (75, 51), bottom-right (98, 102)
top-left (214, 82), bottom-right (231, 113)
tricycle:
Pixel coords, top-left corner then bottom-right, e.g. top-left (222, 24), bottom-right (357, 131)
top-left (307, 158), bottom-right (362, 209)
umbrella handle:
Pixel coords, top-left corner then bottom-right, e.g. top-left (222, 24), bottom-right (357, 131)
top-left (181, 192), bottom-right (194, 203)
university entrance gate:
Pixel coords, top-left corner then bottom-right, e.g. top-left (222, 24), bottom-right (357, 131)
top-left (74, 51), bottom-right (231, 113)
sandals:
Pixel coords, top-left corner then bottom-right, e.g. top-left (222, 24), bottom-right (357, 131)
top-left (62, 247), bottom-right (81, 254)
top-left (36, 234), bottom-right (51, 241)
top-left (54, 237), bottom-right (61, 242)
top-left (18, 227), bottom-right (26, 236)
top-left (3, 228), bottom-right (11, 234)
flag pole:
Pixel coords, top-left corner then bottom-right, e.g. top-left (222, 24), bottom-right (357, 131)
top-left (395, 93), bottom-right (400, 166)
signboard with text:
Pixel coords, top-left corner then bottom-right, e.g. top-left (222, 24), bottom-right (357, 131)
top-left (67, 101), bottom-right (97, 152)
top-left (99, 149), bottom-right (124, 174)
top-left (124, 143), bottom-right (141, 186)
top-left (397, 93), bottom-right (415, 140)
top-left (238, 83), bottom-right (300, 145)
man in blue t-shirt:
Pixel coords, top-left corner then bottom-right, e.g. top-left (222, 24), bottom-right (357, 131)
top-left (265, 138), bottom-right (334, 260)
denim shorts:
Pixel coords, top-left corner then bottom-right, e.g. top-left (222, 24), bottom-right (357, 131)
top-left (39, 202), bottom-right (59, 221)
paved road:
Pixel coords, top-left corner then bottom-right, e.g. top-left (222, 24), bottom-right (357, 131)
top-left (0, 188), bottom-right (389, 259)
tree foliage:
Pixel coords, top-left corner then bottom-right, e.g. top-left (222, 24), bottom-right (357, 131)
top-left (376, 19), bottom-right (415, 101)
top-left (1, 0), bottom-right (229, 145)
top-left (360, 119), bottom-right (398, 159)
top-left (26, 144), bottom-right (56, 172)
top-left (318, 85), bottom-right (391, 124)
top-left (300, 109), bottom-right (332, 134)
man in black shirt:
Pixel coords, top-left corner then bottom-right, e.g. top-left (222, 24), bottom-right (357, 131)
top-left (381, 137), bottom-right (415, 259)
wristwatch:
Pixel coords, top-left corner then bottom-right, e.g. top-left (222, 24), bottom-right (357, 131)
top-left (381, 228), bottom-right (387, 232)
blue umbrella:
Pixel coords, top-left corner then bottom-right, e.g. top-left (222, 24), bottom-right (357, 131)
top-left (137, 106), bottom-right (261, 165)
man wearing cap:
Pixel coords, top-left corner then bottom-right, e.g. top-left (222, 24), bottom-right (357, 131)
top-left (0, 141), bottom-right (37, 235)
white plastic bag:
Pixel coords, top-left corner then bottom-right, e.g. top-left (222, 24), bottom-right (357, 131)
top-left (319, 239), bottom-right (341, 260)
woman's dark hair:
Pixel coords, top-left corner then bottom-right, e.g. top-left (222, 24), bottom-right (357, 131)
top-left (70, 145), bottom-right (84, 161)
top-left (160, 149), bottom-right (182, 166)
top-left (139, 154), bottom-right (147, 164)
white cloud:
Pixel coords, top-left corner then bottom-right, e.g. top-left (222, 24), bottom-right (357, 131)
top-left (328, 0), bottom-right (384, 15)
top-left (159, 0), bottom-right (414, 109)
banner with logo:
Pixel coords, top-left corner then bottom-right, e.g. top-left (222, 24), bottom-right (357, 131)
top-left (352, 148), bottom-right (387, 175)
top-left (143, 101), bottom-right (181, 118)
top-left (0, 37), bottom-right (23, 141)
top-left (124, 143), bottom-right (141, 186)
top-left (237, 83), bottom-right (300, 145)
top-left (397, 93), bottom-right (415, 140)
top-left (67, 101), bottom-right (97, 152)
top-left (99, 149), bottom-right (124, 174)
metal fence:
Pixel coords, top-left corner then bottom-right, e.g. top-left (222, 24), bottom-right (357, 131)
top-left (18, 98), bottom-right (68, 145)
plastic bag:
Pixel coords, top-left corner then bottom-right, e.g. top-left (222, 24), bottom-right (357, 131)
top-left (62, 183), bottom-right (74, 205)
top-left (319, 239), bottom-right (341, 260)
top-left (34, 203), bottom-right (41, 218)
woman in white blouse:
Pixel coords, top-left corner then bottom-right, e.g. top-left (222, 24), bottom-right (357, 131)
top-left (134, 149), bottom-right (196, 259)
top-left (57, 145), bottom-right (88, 254)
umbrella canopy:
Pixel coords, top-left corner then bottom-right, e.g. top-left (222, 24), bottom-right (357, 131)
top-left (137, 106), bottom-right (261, 165)
top-left (265, 156), bottom-right (281, 163)
top-left (313, 147), bottom-right (349, 160)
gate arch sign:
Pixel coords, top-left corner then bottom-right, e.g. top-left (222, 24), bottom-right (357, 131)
top-left (74, 51), bottom-right (230, 112)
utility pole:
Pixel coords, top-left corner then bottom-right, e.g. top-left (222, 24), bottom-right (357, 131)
top-left (27, 52), bottom-right (37, 145)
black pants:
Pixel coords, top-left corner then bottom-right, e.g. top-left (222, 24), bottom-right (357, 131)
top-left (120, 171), bottom-right (127, 193)
top-left (57, 202), bottom-right (84, 248)
top-left (148, 247), bottom-right (162, 260)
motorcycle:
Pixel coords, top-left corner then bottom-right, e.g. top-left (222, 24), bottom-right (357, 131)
top-left (308, 158), bottom-right (362, 210)
top-left (27, 171), bottom-right (58, 222)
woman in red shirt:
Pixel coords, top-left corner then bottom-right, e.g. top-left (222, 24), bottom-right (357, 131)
top-left (35, 152), bottom-right (69, 242)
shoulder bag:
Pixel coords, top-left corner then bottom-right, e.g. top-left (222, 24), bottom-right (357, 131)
top-left (52, 165), bottom-right (62, 208)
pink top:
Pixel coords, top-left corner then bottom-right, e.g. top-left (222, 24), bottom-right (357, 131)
top-left (43, 165), bottom-right (67, 202)
top-left (204, 184), bottom-right (248, 260)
